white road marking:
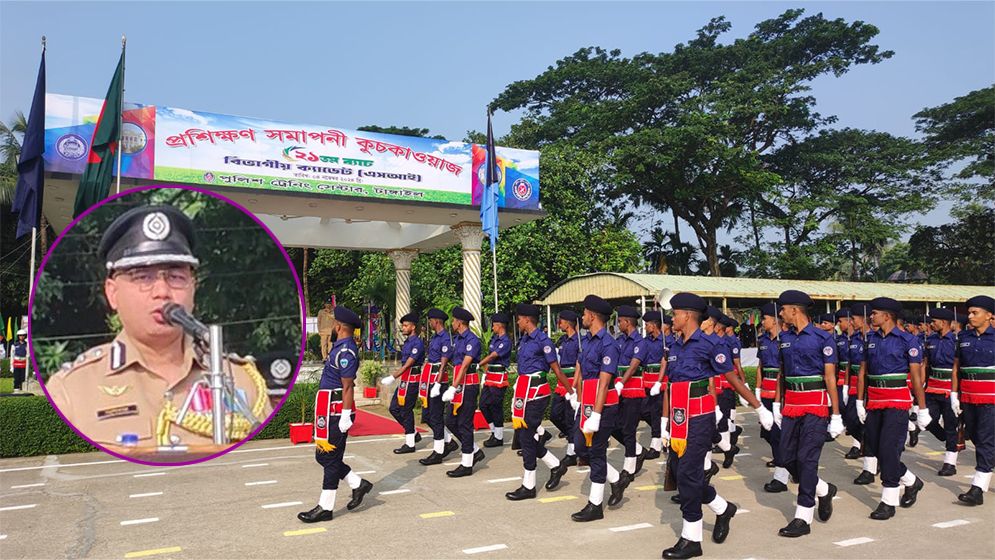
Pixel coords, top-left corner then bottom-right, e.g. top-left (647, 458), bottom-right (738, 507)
top-left (133, 472), bottom-right (166, 478)
top-left (120, 517), bottom-right (159, 526)
top-left (0, 504), bottom-right (36, 512)
top-left (241, 463), bottom-right (269, 468)
top-left (10, 483), bottom-right (45, 489)
top-left (834, 537), bottom-right (874, 547)
top-left (261, 501), bottom-right (303, 509)
top-left (129, 492), bottom-right (163, 498)
top-left (736, 453), bottom-right (752, 457)
top-left (0, 458), bottom-right (125, 473)
top-left (379, 489), bottom-right (411, 495)
top-left (609, 522), bottom-right (653, 532)
top-left (244, 480), bottom-right (278, 486)
top-left (487, 477), bottom-right (522, 484)
top-left (355, 470), bottom-right (376, 475)
top-left (575, 468), bottom-right (590, 474)
top-left (933, 519), bottom-right (971, 528)
top-left (0, 534), bottom-right (6, 540)
top-left (444, 461), bottom-right (461, 466)
top-left (463, 544), bottom-right (508, 554)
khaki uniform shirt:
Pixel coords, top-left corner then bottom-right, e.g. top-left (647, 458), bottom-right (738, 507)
top-left (45, 330), bottom-right (272, 448)
top-left (317, 308), bottom-right (335, 334)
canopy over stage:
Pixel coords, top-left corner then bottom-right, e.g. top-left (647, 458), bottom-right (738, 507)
top-left (41, 93), bottom-right (544, 326)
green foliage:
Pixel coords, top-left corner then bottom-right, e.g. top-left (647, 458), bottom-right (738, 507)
top-left (908, 206), bottom-right (995, 284)
top-left (307, 333), bottom-right (322, 358)
top-left (0, 396), bottom-right (97, 457)
top-left (357, 360), bottom-right (386, 387)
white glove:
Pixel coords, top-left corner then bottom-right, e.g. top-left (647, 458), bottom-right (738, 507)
top-left (615, 381), bottom-right (624, 394)
top-left (739, 395), bottom-right (749, 408)
top-left (754, 387), bottom-right (761, 400)
top-left (430, 383), bottom-right (441, 398)
top-left (661, 417), bottom-right (670, 446)
top-left (650, 382), bottom-right (662, 396)
top-left (951, 392), bottom-right (962, 416)
top-left (856, 400), bottom-right (867, 424)
top-left (756, 405), bottom-right (774, 431)
top-left (338, 410), bottom-right (353, 432)
top-left (773, 402), bottom-right (782, 429)
top-left (380, 375), bottom-right (395, 386)
top-left (583, 411), bottom-right (601, 434)
top-left (661, 416), bottom-right (669, 433)
top-left (828, 414), bottom-right (844, 438)
top-left (568, 391), bottom-right (580, 412)
top-left (715, 405), bottom-right (723, 426)
top-left (842, 387), bottom-right (849, 406)
top-left (441, 386), bottom-right (457, 402)
top-left (916, 407), bottom-right (932, 430)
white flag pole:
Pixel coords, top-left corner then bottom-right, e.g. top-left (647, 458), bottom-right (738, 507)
top-left (115, 35), bottom-right (126, 194)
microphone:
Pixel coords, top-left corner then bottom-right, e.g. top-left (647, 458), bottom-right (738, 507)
top-left (161, 302), bottom-right (210, 342)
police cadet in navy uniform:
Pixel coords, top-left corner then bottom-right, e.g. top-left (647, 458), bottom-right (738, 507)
top-left (551, 310), bottom-right (580, 466)
top-left (720, 316), bottom-right (748, 448)
top-left (662, 293), bottom-right (773, 559)
top-left (441, 307), bottom-right (485, 477)
top-left (845, 303), bottom-right (871, 464)
top-left (381, 311), bottom-right (425, 454)
top-left (478, 312), bottom-right (513, 448)
top-left (505, 303), bottom-right (570, 500)
top-left (953, 295), bottom-right (995, 505)
top-left (298, 305), bottom-right (373, 523)
top-left (756, 303), bottom-right (789, 492)
top-left (639, 310), bottom-right (667, 460)
top-left (612, 305), bottom-right (649, 489)
top-left (702, 307), bottom-right (738, 469)
top-left (834, 309), bottom-right (852, 428)
top-left (855, 297), bottom-right (930, 520)
top-left (571, 295), bottom-right (625, 521)
top-left (923, 306), bottom-right (960, 475)
top-left (418, 308), bottom-right (459, 466)
top-left (771, 290), bottom-right (841, 537)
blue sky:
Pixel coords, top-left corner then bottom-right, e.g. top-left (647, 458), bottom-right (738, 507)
top-left (2, 1), bottom-right (992, 244)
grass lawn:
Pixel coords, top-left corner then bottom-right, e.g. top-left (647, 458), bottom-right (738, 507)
top-left (1, 378), bottom-right (13, 392)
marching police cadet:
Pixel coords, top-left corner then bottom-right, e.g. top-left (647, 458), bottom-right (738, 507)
top-left (10, 329), bottom-right (27, 392)
top-left (702, 307), bottom-right (738, 469)
top-left (771, 290), bottom-right (842, 537)
top-left (418, 308), bottom-right (459, 466)
top-left (571, 295), bottom-right (625, 521)
top-left (756, 303), bottom-right (789, 492)
top-left (613, 305), bottom-right (649, 487)
top-left (381, 311), bottom-right (425, 454)
top-left (815, 314), bottom-right (836, 334)
top-left (661, 293), bottom-right (774, 559)
top-left (834, 309), bottom-right (852, 445)
top-left (505, 303), bottom-right (570, 500)
top-left (845, 304), bottom-right (870, 463)
top-left (298, 305), bottom-right (373, 523)
top-left (720, 316), bottom-right (747, 448)
top-left (952, 295), bottom-right (995, 505)
top-left (639, 310), bottom-right (668, 460)
top-left (478, 312), bottom-right (513, 447)
top-left (922, 307), bottom-right (959, 475)
top-left (441, 307), bottom-right (485, 477)
top-left (317, 298), bottom-right (335, 361)
top-left (551, 310), bottom-right (580, 466)
top-left (856, 297), bottom-right (930, 520)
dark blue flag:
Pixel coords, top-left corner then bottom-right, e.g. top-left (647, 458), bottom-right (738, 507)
top-left (12, 49), bottom-right (45, 239)
top-left (480, 111), bottom-right (500, 250)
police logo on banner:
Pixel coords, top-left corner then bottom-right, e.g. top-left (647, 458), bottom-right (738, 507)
top-left (512, 178), bottom-right (532, 201)
top-left (57, 134), bottom-right (87, 160)
top-left (514, 398), bottom-right (525, 410)
top-left (673, 408), bottom-right (686, 426)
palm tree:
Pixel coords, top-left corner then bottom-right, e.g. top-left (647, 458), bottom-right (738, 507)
top-left (0, 111), bottom-right (27, 205)
top-left (643, 227), bottom-right (669, 273)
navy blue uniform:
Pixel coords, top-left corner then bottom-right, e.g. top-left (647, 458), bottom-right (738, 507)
top-left (924, 332), bottom-right (958, 452)
top-left (639, 332), bottom-right (667, 440)
top-left (613, 329), bottom-right (646, 462)
top-left (445, 329), bottom-right (482, 454)
top-left (710, 333), bottom-right (736, 433)
top-left (757, 331), bottom-right (784, 466)
top-left (958, 326), bottom-right (995, 475)
top-left (11, 339), bottom-right (27, 390)
top-left (551, 332), bottom-right (579, 449)
top-left (388, 335), bottom-right (425, 436)
top-left (479, 333), bottom-right (512, 432)
top-left (316, 338), bottom-right (359, 490)
top-left (844, 333), bottom-right (867, 443)
top-left (516, 328), bottom-right (559, 470)
top-left (425, 329), bottom-right (454, 441)
top-left (574, 327), bottom-right (619, 485)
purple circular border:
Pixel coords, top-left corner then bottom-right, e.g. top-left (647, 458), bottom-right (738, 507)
top-left (28, 184), bottom-right (307, 468)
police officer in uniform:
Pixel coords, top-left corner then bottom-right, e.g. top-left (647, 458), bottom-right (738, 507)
top-left (10, 329), bottom-right (27, 392)
top-left (478, 312), bottom-right (513, 447)
top-left (845, 303), bottom-right (871, 464)
top-left (856, 297), bottom-right (930, 520)
top-left (45, 205), bottom-right (272, 451)
top-left (612, 305), bottom-right (649, 488)
top-left (299, 305), bottom-right (373, 523)
top-left (702, 307), bottom-right (738, 469)
top-left (551, 310), bottom-right (580, 466)
top-left (771, 290), bottom-right (841, 537)
top-left (720, 316), bottom-right (747, 448)
top-left (381, 311), bottom-right (425, 454)
top-left (418, 308), bottom-right (459, 465)
top-left (639, 310), bottom-right (668, 460)
top-left (756, 303), bottom-right (789, 492)
top-left (953, 295), bottom-right (995, 505)
top-left (661, 293), bottom-right (773, 559)
top-left (923, 307), bottom-right (959, 475)
top-left (441, 307), bottom-right (485, 477)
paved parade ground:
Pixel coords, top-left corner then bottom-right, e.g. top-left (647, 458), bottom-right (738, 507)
top-left (1, 409), bottom-right (993, 560)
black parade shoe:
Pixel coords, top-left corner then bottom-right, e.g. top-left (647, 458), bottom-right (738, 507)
top-left (505, 485), bottom-right (536, 501)
top-left (442, 440), bottom-right (459, 457)
top-left (670, 493), bottom-right (683, 504)
top-left (546, 464), bottom-right (568, 491)
top-left (937, 463), bottom-right (957, 477)
top-left (766, 459), bottom-right (776, 468)
top-left (635, 451), bottom-right (646, 475)
top-left (844, 446), bottom-right (862, 460)
top-left (419, 452), bottom-right (443, 466)
top-left (764, 479), bottom-right (788, 493)
top-left (958, 485), bottom-right (984, 506)
top-left (853, 470), bottom-right (876, 485)
top-left (869, 502), bottom-right (895, 520)
top-left (907, 426), bottom-right (920, 448)
top-left (608, 479), bottom-right (627, 506)
top-left (393, 444), bottom-right (416, 454)
top-left (730, 425), bottom-right (743, 447)
top-left (643, 448), bottom-right (661, 460)
top-left (482, 435), bottom-right (504, 448)
top-left (446, 464), bottom-right (473, 478)
top-left (712, 502), bottom-right (737, 544)
top-left (778, 518), bottom-right (810, 538)
top-left (662, 537), bottom-right (703, 559)
top-left (473, 449), bottom-right (486, 465)
top-left (721, 445), bottom-right (740, 469)
top-left (818, 483), bottom-right (837, 521)
top-left (561, 454), bottom-right (578, 468)
top-left (415, 432), bottom-right (422, 443)
top-left (704, 463), bottom-right (719, 486)
top-left (540, 431), bottom-right (554, 446)
top-left (346, 479), bottom-right (373, 510)
top-left (571, 501), bottom-right (604, 522)
top-left (900, 477), bottom-right (923, 508)
top-left (297, 505), bottom-right (334, 523)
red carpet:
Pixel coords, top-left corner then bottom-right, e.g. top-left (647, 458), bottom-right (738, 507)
top-left (350, 409), bottom-right (427, 436)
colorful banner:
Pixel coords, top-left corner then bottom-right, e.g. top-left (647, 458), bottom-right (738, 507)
top-left (43, 94), bottom-right (540, 209)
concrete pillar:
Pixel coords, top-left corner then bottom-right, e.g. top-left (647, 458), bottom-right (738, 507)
top-left (388, 249), bottom-right (418, 343)
top-left (640, 295), bottom-right (646, 336)
top-left (452, 222), bottom-right (484, 328)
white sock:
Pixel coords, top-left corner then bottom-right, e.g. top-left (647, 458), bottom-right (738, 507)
top-left (851, 437), bottom-right (861, 449)
top-left (488, 422), bottom-right (494, 431)
top-left (681, 519), bottom-right (703, 542)
top-left (635, 442), bottom-right (644, 455)
top-left (607, 464), bottom-right (620, 484)
top-left (536, 426), bottom-right (546, 440)
top-left (590, 482), bottom-right (605, 505)
top-left (433, 439), bottom-right (444, 454)
top-left (623, 456), bottom-right (636, 474)
top-left (816, 478), bottom-right (829, 497)
top-left (706, 495), bottom-right (729, 515)
top-left (345, 471), bottom-right (362, 490)
top-left (795, 504), bottom-right (814, 524)
top-left (944, 451), bottom-right (958, 466)
top-left (461, 453), bottom-right (473, 468)
top-left (494, 427), bottom-right (504, 440)
top-left (704, 455), bottom-right (713, 470)
top-left (973, 471), bottom-right (993, 491)
top-left (405, 433), bottom-right (415, 447)
top-left (318, 489), bottom-right (335, 510)
top-left (774, 467), bottom-right (790, 484)
top-left (908, 420), bottom-right (916, 432)
top-left (719, 432), bottom-right (731, 452)
top-left (730, 409), bottom-right (737, 423)
top-left (881, 486), bottom-right (900, 506)
top-left (523, 469), bottom-right (536, 490)
top-left (863, 456), bottom-right (878, 473)
top-left (566, 442), bottom-right (575, 456)
top-left (444, 428), bottom-right (453, 443)
top-left (900, 469), bottom-right (917, 487)
top-left (650, 437), bottom-right (662, 452)
top-left (541, 452), bottom-right (560, 469)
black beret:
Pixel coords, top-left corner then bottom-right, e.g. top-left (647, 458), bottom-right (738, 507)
top-left (870, 297), bottom-right (902, 315)
top-left (760, 303), bottom-right (777, 318)
top-left (642, 310), bottom-right (663, 324)
top-left (452, 306), bottom-right (474, 323)
top-left (850, 303), bottom-right (870, 318)
top-left (334, 306), bottom-right (362, 329)
top-left (583, 294), bottom-right (612, 316)
top-left (514, 303), bottom-right (540, 319)
top-left (427, 308), bottom-right (448, 321)
top-left (399, 311), bottom-right (419, 324)
top-left (670, 292), bottom-right (706, 313)
top-left (721, 316), bottom-right (739, 328)
top-left (705, 306), bottom-right (723, 321)
top-left (927, 307), bottom-right (954, 321)
top-left (661, 314), bottom-right (673, 325)
top-left (967, 295), bottom-right (995, 314)
top-left (491, 312), bottom-right (511, 324)
top-left (817, 313), bottom-right (836, 324)
top-left (778, 290), bottom-right (813, 308)
top-left (834, 308), bottom-right (851, 320)
top-left (616, 305), bottom-right (640, 319)
top-left (99, 205), bottom-right (199, 272)
top-left (558, 310), bottom-right (578, 323)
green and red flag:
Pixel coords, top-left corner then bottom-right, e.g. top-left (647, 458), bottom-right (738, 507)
top-left (74, 49), bottom-right (124, 217)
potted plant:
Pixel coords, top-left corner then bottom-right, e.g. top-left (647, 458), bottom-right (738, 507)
top-left (358, 360), bottom-right (385, 399)
top-left (289, 390), bottom-right (313, 444)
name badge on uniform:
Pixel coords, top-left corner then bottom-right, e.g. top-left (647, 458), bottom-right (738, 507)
top-left (96, 404), bottom-right (139, 421)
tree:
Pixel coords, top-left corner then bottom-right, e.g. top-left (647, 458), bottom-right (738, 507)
top-left (0, 111), bottom-right (27, 205)
top-left (356, 125), bottom-right (447, 140)
top-left (492, 9), bottom-right (893, 275)
top-left (908, 205), bottom-right (995, 285)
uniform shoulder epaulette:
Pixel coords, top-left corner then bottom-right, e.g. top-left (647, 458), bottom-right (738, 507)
top-left (59, 344), bottom-right (110, 375)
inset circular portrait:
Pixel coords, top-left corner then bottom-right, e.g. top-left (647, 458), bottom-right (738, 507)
top-left (30, 185), bottom-right (304, 465)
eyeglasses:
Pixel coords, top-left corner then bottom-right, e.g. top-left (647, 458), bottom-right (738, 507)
top-left (116, 267), bottom-right (195, 290)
